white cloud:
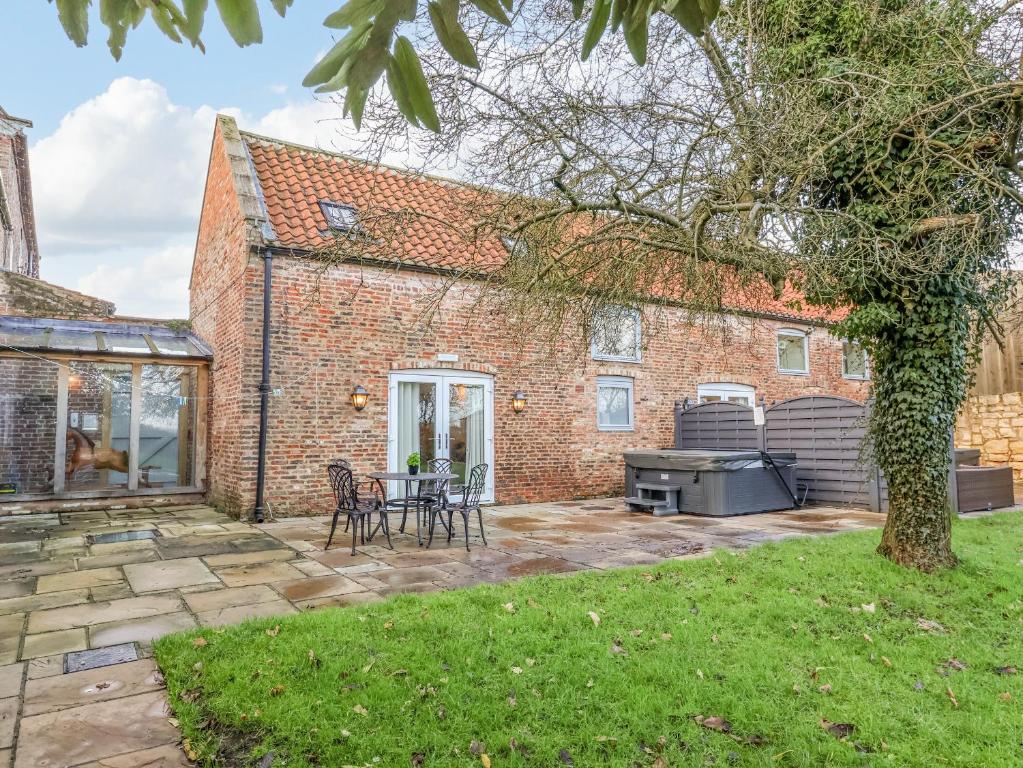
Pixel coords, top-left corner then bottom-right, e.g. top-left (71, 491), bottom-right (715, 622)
top-left (29, 77), bottom-right (383, 318)
top-left (77, 241), bottom-right (194, 319)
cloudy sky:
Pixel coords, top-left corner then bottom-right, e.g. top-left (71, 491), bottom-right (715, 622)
top-left (3, 1), bottom-right (409, 318)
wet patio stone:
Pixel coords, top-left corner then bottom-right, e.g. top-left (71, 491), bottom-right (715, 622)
top-left (0, 582), bottom-right (34, 603)
top-left (36, 567), bottom-right (124, 595)
top-left (274, 574), bottom-right (366, 602)
top-left (501, 557), bottom-right (589, 577)
top-left (22, 628), bottom-right (88, 659)
top-left (22, 659), bottom-right (161, 716)
top-left (89, 612), bottom-right (196, 648)
top-left (0, 589), bottom-right (90, 617)
top-left (370, 566), bottom-right (451, 588)
top-left (123, 558), bottom-right (219, 593)
top-left (0, 696), bottom-right (15, 749)
top-left (182, 585), bottom-right (279, 613)
top-left (74, 742), bottom-right (192, 767)
top-left (0, 665), bottom-right (22, 699)
top-left (13, 690), bottom-right (179, 768)
top-left (74, 549), bottom-right (161, 570)
top-left (202, 548), bottom-right (297, 568)
top-left (28, 594), bottom-right (185, 634)
top-left (214, 560), bottom-right (306, 587)
top-left (297, 591), bottom-right (385, 611)
top-left (25, 656), bottom-right (63, 680)
top-left (196, 600), bottom-right (297, 627)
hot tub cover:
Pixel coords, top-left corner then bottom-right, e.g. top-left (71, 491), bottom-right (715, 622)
top-left (624, 448), bottom-right (797, 472)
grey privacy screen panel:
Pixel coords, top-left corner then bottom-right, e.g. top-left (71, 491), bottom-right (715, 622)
top-left (676, 401), bottom-right (759, 450)
top-left (764, 396), bottom-right (876, 507)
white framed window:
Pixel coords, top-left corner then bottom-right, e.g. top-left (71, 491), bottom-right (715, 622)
top-left (842, 340), bottom-right (869, 379)
top-left (697, 382), bottom-right (755, 406)
top-left (591, 307), bottom-right (641, 362)
top-left (777, 329), bottom-right (809, 374)
top-left (597, 376), bottom-right (634, 431)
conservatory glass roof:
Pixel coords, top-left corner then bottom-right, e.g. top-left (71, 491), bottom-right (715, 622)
top-left (0, 317), bottom-right (212, 360)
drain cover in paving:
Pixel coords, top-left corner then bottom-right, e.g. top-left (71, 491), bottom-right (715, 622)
top-left (86, 529), bottom-right (160, 545)
top-left (65, 643), bottom-right (139, 673)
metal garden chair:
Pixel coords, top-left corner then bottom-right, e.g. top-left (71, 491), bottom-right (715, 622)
top-left (427, 463), bottom-right (488, 551)
top-left (326, 462), bottom-right (390, 555)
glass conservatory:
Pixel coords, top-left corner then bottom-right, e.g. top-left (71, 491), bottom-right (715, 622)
top-left (0, 317), bottom-right (210, 501)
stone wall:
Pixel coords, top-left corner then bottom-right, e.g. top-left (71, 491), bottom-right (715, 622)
top-left (955, 392), bottom-right (1023, 477)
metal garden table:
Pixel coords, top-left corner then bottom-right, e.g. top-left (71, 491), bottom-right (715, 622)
top-left (366, 471), bottom-right (457, 546)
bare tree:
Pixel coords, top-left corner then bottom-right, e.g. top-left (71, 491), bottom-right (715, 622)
top-left (323, 0), bottom-right (1023, 570)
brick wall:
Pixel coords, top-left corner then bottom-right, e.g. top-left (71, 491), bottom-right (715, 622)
top-left (198, 250), bottom-right (870, 518)
top-left (0, 357), bottom-right (57, 494)
top-left (188, 118), bottom-right (263, 516)
top-left (955, 393), bottom-right (1023, 478)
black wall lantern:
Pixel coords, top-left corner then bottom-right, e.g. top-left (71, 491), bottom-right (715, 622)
top-left (511, 391), bottom-right (527, 414)
top-left (350, 385), bottom-right (369, 411)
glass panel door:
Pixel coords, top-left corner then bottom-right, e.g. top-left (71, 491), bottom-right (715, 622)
top-left (394, 378), bottom-right (440, 471)
top-left (389, 372), bottom-right (494, 503)
top-left (65, 362), bottom-right (132, 492)
top-left (139, 365), bottom-right (197, 488)
top-left (446, 381), bottom-right (486, 490)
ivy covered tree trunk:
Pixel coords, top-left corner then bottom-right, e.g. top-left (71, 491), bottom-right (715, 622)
top-left (870, 281), bottom-right (972, 571)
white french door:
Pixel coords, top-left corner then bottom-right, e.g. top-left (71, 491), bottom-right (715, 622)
top-left (387, 371), bottom-right (495, 503)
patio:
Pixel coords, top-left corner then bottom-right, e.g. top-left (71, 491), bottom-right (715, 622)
top-left (0, 500), bottom-right (886, 767)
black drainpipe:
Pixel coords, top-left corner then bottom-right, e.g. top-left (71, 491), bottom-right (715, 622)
top-left (253, 248), bottom-right (273, 523)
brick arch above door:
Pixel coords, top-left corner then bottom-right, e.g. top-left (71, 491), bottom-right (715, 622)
top-left (388, 359), bottom-right (499, 376)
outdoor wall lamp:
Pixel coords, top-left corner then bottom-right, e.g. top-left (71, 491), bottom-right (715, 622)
top-left (350, 385), bottom-right (369, 411)
top-left (511, 391), bottom-right (527, 414)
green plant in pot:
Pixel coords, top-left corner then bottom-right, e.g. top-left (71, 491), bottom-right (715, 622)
top-left (407, 452), bottom-right (421, 475)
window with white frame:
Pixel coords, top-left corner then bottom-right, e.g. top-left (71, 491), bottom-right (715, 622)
top-left (697, 382), bottom-right (755, 406)
top-left (596, 376), bottom-right (634, 431)
top-left (591, 307), bottom-right (641, 362)
top-left (842, 340), bottom-right (869, 379)
top-left (777, 329), bottom-right (809, 374)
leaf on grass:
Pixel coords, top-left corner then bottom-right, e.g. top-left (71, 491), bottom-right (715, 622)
top-left (480, 755), bottom-right (491, 768)
top-left (269, 685), bottom-right (286, 696)
top-left (469, 740), bottom-right (485, 756)
top-left (629, 629), bottom-right (643, 637)
top-left (266, 625), bottom-right (280, 637)
top-left (588, 611), bottom-right (600, 626)
top-left (437, 705), bottom-right (447, 720)
top-left (819, 719), bottom-right (855, 740)
top-left (999, 692), bottom-right (1013, 701)
top-left (610, 642), bottom-right (627, 655)
top-left (661, 633), bottom-right (672, 641)
top-left (863, 633), bottom-right (872, 644)
top-left (995, 665), bottom-right (1017, 675)
top-left (711, 634), bottom-right (719, 644)
top-left (511, 666), bottom-right (523, 674)
top-left (652, 757), bottom-right (669, 768)
top-left (183, 739), bottom-right (199, 761)
top-left (695, 715), bottom-right (731, 733)
top-left (527, 597), bottom-right (539, 608)
top-left (308, 649), bottom-right (321, 668)
top-left (411, 752), bottom-right (425, 766)
top-left (881, 656), bottom-right (892, 668)
top-left (946, 687), bottom-right (959, 708)
top-left (916, 617), bottom-right (946, 633)
top-left (503, 602), bottom-right (516, 613)
top-left (193, 636), bottom-right (208, 648)
top-left (819, 684), bottom-right (832, 694)
top-left (914, 680), bottom-right (925, 691)
top-left (384, 620), bottom-right (395, 630)
top-left (862, 602), bottom-right (876, 613)
top-left (353, 704), bottom-right (369, 715)
top-left (558, 748), bottom-right (574, 764)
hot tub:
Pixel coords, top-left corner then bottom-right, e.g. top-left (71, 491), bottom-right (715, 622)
top-left (624, 448), bottom-right (798, 516)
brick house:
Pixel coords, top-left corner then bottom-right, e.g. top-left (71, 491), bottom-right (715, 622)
top-left (191, 115), bottom-right (871, 519)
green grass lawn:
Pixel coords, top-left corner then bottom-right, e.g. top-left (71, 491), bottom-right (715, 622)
top-left (155, 513), bottom-right (1023, 767)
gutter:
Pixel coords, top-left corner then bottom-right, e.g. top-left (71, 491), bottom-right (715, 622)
top-left (252, 247), bottom-right (273, 524)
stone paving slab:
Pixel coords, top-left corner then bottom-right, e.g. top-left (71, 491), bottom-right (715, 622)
top-left (0, 497), bottom-right (929, 768)
top-left (22, 659), bottom-right (163, 716)
top-left (13, 690), bottom-right (178, 768)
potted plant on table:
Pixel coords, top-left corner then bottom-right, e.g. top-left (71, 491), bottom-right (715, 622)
top-left (407, 451), bottom-right (421, 475)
